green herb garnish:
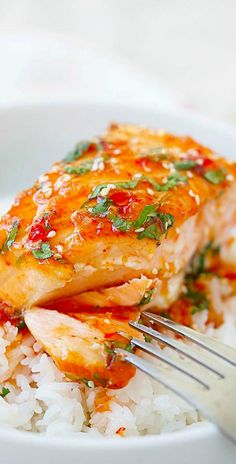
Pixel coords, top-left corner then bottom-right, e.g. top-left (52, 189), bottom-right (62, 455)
top-left (32, 242), bottom-right (53, 260)
top-left (133, 204), bottom-right (157, 229)
top-left (185, 285), bottom-right (209, 315)
top-left (137, 223), bottom-right (163, 240)
top-left (88, 180), bottom-right (139, 201)
top-left (93, 372), bottom-right (107, 387)
top-left (139, 146), bottom-right (171, 160)
top-left (110, 215), bottom-right (132, 232)
top-left (134, 208), bottom-right (175, 240)
top-left (175, 160), bottom-right (197, 170)
top-left (0, 387), bottom-right (10, 398)
top-left (189, 241), bottom-right (220, 277)
top-left (161, 172), bottom-right (187, 190)
top-left (204, 169), bottom-right (225, 185)
top-left (65, 160), bottom-right (93, 175)
top-left (1, 221), bottom-right (19, 253)
top-left (88, 198), bottom-right (112, 216)
top-left (139, 288), bottom-right (154, 306)
top-left (63, 140), bottom-right (102, 163)
top-left (87, 172), bottom-right (186, 204)
top-left (17, 319), bottom-right (26, 331)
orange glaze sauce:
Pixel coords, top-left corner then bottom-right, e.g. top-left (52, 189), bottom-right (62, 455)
top-left (1, 125), bottom-right (235, 262)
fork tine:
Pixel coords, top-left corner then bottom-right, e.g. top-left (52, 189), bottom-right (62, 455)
top-left (116, 348), bottom-right (205, 404)
top-left (143, 312), bottom-right (236, 367)
top-left (129, 321), bottom-right (224, 377)
top-left (131, 337), bottom-right (209, 388)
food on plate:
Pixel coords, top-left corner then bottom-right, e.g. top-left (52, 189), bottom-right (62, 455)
top-left (0, 123), bottom-right (236, 436)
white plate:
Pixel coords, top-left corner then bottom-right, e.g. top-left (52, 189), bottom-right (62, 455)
top-left (0, 103), bottom-right (235, 464)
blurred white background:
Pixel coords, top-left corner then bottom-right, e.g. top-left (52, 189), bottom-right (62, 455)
top-left (0, 0), bottom-right (236, 123)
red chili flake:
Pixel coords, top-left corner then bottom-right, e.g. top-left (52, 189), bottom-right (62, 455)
top-left (29, 217), bottom-right (49, 242)
top-left (194, 157), bottom-right (214, 176)
top-left (109, 190), bottom-right (137, 216)
top-left (104, 332), bottom-right (118, 339)
top-left (223, 272), bottom-right (236, 280)
top-left (202, 158), bottom-right (214, 168)
top-left (109, 190), bottom-right (134, 206)
top-left (135, 157), bottom-right (148, 169)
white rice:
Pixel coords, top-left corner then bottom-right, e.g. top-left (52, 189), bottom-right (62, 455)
top-left (0, 296), bottom-right (235, 438)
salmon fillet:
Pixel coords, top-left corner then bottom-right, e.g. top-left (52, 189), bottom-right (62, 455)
top-left (0, 123), bottom-right (236, 312)
top-left (1, 123), bottom-right (236, 388)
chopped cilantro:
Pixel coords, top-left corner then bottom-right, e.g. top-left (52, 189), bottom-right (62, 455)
top-left (139, 288), bottom-right (154, 306)
top-left (115, 180), bottom-right (139, 189)
top-left (88, 198), bottom-right (112, 216)
top-left (175, 160), bottom-right (197, 170)
top-left (137, 223), bottom-right (162, 241)
top-left (93, 372), bottom-right (107, 387)
top-left (161, 172), bottom-right (187, 190)
top-left (104, 344), bottom-right (115, 355)
top-left (1, 220), bottom-right (19, 253)
top-left (140, 173), bottom-right (186, 192)
top-left (144, 334), bottom-right (152, 343)
top-left (87, 172), bottom-right (186, 204)
top-left (189, 241), bottom-right (220, 277)
top-left (32, 242), bottom-right (53, 260)
top-left (88, 184), bottom-right (110, 200)
top-left (80, 378), bottom-right (93, 387)
top-left (204, 169), bottom-right (225, 184)
top-left (63, 140), bottom-right (102, 163)
top-left (113, 340), bottom-right (134, 353)
top-left (17, 319), bottom-right (26, 331)
top-left (134, 208), bottom-right (175, 241)
top-left (0, 387), bottom-right (10, 398)
top-left (140, 146), bottom-right (171, 160)
top-left (133, 204), bottom-right (157, 229)
top-left (65, 159), bottom-right (93, 175)
top-left (110, 215), bottom-right (132, 232)
top-left (185, 287), bottom-right (209, 315)
top-left (160, 311), bottom-right (171, 319)
top-left (88, 180), bottom-right (139, 201)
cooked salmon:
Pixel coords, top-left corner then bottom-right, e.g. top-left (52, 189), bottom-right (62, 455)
top-left (0, 124), bottom-right (235, 312)
top-left (1, 123), bottom-right (236, 387)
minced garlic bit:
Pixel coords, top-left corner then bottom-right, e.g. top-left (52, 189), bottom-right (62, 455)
top-left (134, 227), bottom-right (145, 233)
top-left (110, 157), bottom-right (118, 164)
top-left (189, 189), bottom-right (200, 205)
top-left (47, 230), bottom-right (56, 238)
top-left (196, 158), bottom-right (204, 165)
top-left (195, 194), bottom-right (200, 205)
top-left (38, 174), bottom-right (49, 184)
top-left (133, 172), bottom-right (142, 179)
top-left (147, 188), bottom-right (155, 195)
top-left (99, 184), bottom-right (116, 197)
top-left (91, 156), bottom-right (105, 172)
top-left (54, 174), bottom-right (71, 191)
top-left (55, 244), bottom-right (63, 253)
top-left (226, 174), bottom-right (234, 181)
top-left (162, 161), bottom-right (175, 171)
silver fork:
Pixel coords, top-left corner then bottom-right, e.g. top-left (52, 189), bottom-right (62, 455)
top-left (116, 311), bottom-right (236, 443)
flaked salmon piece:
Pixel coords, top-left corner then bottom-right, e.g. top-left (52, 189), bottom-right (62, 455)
top-left (24, 307), bottom-right (139, 389)
top-left (46, 273), bottom-right (184, 311)
top-left (0, 124), bottom-right (236, 312)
